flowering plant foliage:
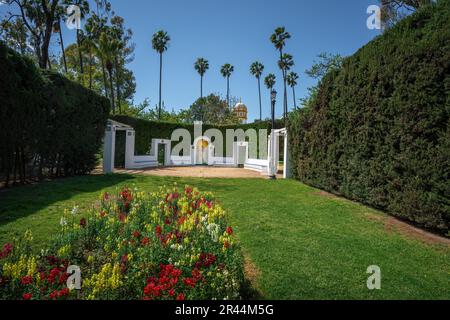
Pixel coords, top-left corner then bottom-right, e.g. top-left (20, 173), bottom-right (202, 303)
top-left (0, 185), bottom-right (244, 300)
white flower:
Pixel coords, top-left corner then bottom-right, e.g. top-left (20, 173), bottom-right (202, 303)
top-left (71, 206), bottom-right (79, 215)
top-left (60, 217), bottom-right (68, 227)
top-left (207, 223), bottom-right (220, 242)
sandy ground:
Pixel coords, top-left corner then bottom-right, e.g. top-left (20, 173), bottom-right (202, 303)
top-left (113, 166), bottom-right (274, 179)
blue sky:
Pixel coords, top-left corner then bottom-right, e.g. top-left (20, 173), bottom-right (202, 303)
top-left (1, 0), bottom-right (381, 120)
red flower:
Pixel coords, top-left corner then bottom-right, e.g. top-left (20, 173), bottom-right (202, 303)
top-left (133, 231), bottom-right (141, 239)
top-left (0, 243), bottom-right (13, 259)
top-left (155, 225), bottom-right (162, 235)
top-left (21, 276), bottom-right (33, 285)
top-left (176, 293), bottom-right (185, 301)
top-left (165, 218), bottom-right (171, 225)
top-left (141, 237), bottom-right (150, 246)
top-left (47, 268), bottom-right (61, 284)
top-left (118, 213), bottom-right (127, 223)
top-left (80, 218), bottom-right (87, 227)
top-left (49, 290), bottom-right (59, 300)
top-left (226, 227), bottom-right (233, 235)
top-left (224, 241), bottom-right (230, 249)
top-left (22, 293), bottom-right (32, 300)
top-left (59, 288), bottom-right (70, 298)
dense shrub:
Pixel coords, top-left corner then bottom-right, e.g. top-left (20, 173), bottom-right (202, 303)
top-left (0, 186), bottom-right (244, 300)
top-left (288, 1), bottom-right (450, 234)
top-left (0, 42), bottom-right (110, 186)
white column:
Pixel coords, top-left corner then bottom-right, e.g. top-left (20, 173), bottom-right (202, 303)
top-left (125, 130), bottom-right (135, 169)
top-left (164, 141), bottom-right (172, 166)
top-left (283, 132), bottom-right (292, 179)
top-left (103, 125), bottom-right (116, 174)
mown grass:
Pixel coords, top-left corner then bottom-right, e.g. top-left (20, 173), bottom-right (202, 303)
top-left (0, 174), bottom-right (448, 300)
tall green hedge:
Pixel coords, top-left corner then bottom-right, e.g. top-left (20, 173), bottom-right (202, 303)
top-left (288, 1), bottom-right (450, 234)
top-left (0, 42), bottom-right (110, 186)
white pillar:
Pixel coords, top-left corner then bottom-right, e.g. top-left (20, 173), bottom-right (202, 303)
top-left (283, 132), bottom-right (292, 179)
top-left (124, 130), bottom-right (135, 169)
top-left (103, 125), bottom-right (116, 174)
top-left (164, 141), bottom-right (172, 166)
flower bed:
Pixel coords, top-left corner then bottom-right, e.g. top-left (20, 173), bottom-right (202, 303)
top-left (0, 185), bottom-right (244, 300)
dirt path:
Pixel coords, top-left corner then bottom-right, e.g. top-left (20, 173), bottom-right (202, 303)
top-left (113, 166), bottom-right (271, 179)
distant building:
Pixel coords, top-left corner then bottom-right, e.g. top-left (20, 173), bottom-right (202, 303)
top-left (233, 100), bottom-right (248, 124)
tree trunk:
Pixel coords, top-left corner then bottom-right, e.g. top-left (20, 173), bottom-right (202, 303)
top-left (292, 87), bottom-right (297, 109)
top-left (77, 29), bottom-right (84, 77)
top-left (227, 76), bottom-right (230, 110)
top-left (200, 75), bottom-right (203, 99)
top-left (258, 77), bottom-right (262, 121)
top-left (158, 53), bottom-right (163, 120)
top-left (88, 48), bottom-right (93, 89)
top-left (108, 68), bottom-right (115, 113)
top-left (101, 58), bottom-right (109, 99)
top-left (58, 19), bottom-right (68, 73)
top-left (114, 57), bottom-right (121, 113)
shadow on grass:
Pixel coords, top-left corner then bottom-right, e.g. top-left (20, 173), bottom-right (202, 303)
top-left (240, 278), bottom-right (264, 300)
top-left (0, 174), bottom-right (134, 227)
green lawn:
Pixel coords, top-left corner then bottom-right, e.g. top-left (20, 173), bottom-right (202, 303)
top-left (0, 174), bottom-right (449, 300)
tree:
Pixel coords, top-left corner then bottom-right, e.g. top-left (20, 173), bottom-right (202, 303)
top-left (187, 94), bottom-right (239, 125)
top-left (3, 0), bottom-right (60, 69)
top-left (96, 32), bottom-right (121, 113)
top-left (264, 73), bottom-right (276, 118)
top-left (305, 52), bottom-right (343, 80)
top-left (278, 53), bottom-right (295, 118)
top-left (379, 0), bottom-right (434, 28)
top-left (53, 7), bottom-right (68, 73)
top-left (152, 30), bottom-right (170, 120)
top-left (250, 61), bottom-right (265, 121)
top-left (62, 0), bottom-right (89, 80)
top-left (286, 72), bottom-right (299, 109)
top-left (220, 63), bottom-right (234, 110)
top-left (0, 18), bottom-right (30, 56)
top-left (194, 58), bottom-right (209, 99)
top-left (270, 27), bottom-right (291, 121)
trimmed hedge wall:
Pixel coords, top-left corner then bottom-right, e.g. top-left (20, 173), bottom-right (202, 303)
top-left (288, 1), bottom-right (450, 234)
top-left (111, 115), bottom-right (283, 163)
top-left (0, 42), bottom-right (110, 186)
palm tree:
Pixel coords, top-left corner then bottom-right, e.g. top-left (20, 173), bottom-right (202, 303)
top-left (152, 30), bottom-right (170, 120)
top-left (96, 32), bottom-right (120, 113)
top-left (194, 58), bottom-right (209, 99)
top-left (270, 27), bottom-right (291, 120)
top-left (65, 0), bottom-right (90, 80)
top-left (53, 16), bottom-right (67, 73)
top-left (220, 63), bottom-right (234, 109)
top-left (250, 61), bottom-right (265, 121)
top-left (287, 72), bottom-right (299, 109)
top-left (278, 53), bottom-right (295, 119)
top-left (264, 73), bottom-right (276, 118)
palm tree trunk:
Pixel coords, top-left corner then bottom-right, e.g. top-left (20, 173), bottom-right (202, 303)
top-left (292, 87), bottom-right (297, 109)
top-left (101, 58), bottom-right (109, 99)
top-left (200, 75), bottom-right (203, 99)
top-left (89, 48), bottom-right (93, 89)
top-left (77, 29), bottom-right (84, 81)
top-left (58, 19), bottom-right (68, 73)
top-left (227, 76), bottom-right (230, 110)
top-left (108, 69), bottom-right (115, 113)
top-left (158, 53), bottom-right (163, 120)
top-left (279, 49), bottom-right (288, 122)
top-left (114, 57), bottom-right (121, 113)
top-left (258, 77), bottom-right (262, 121)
